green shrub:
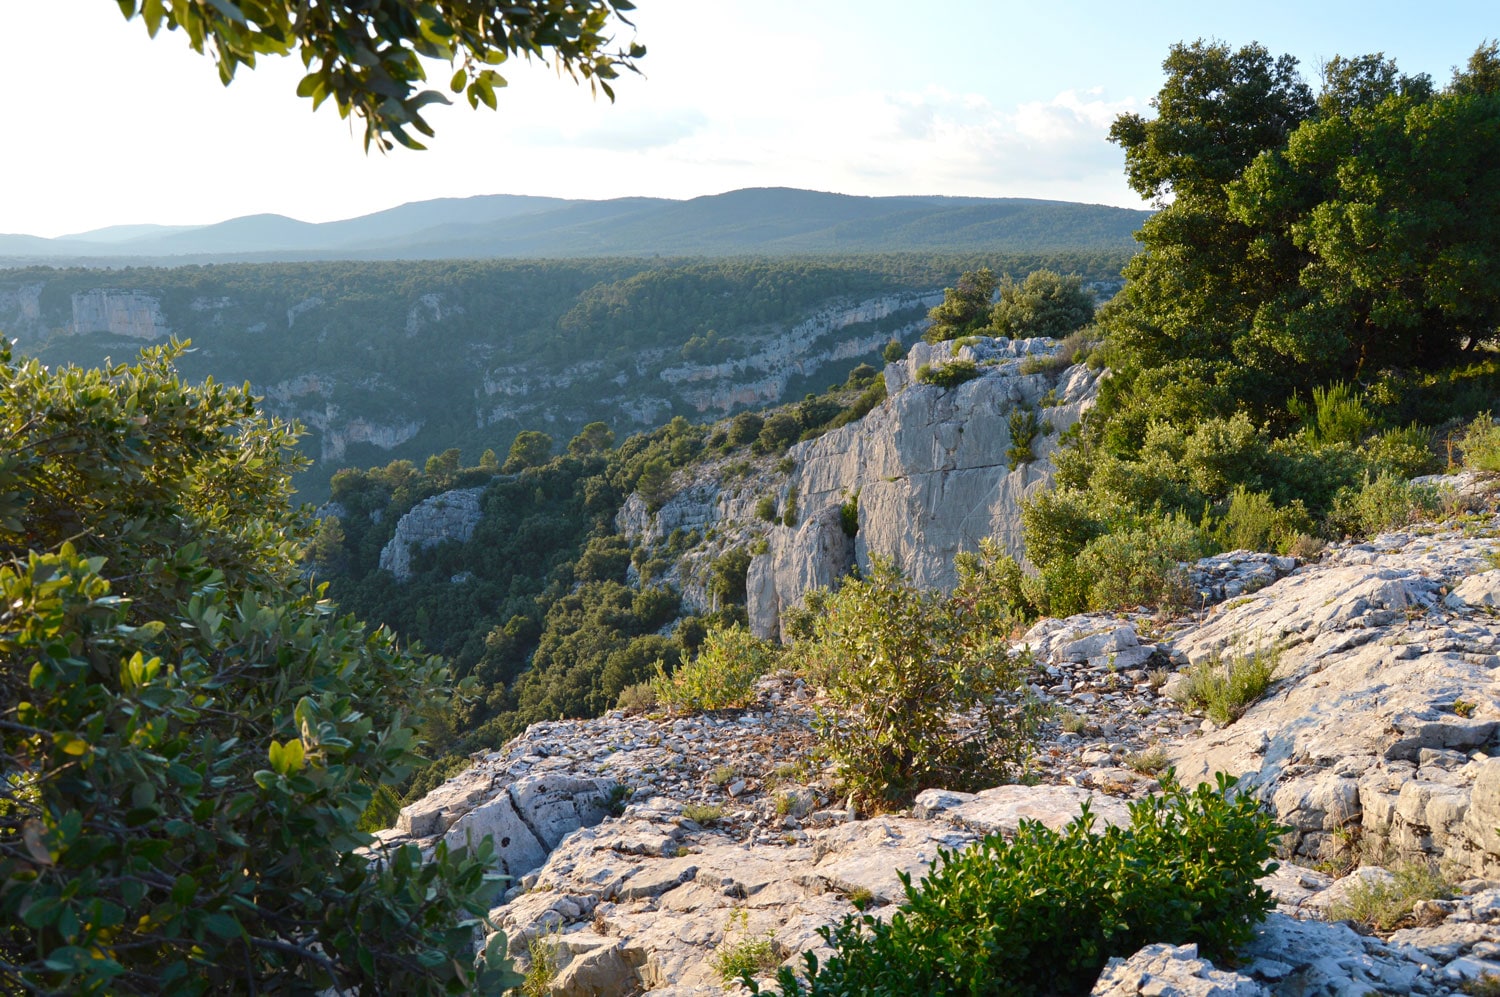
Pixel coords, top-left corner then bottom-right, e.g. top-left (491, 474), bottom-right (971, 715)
top-left (1326, 862), bottom-right (1453, 932)
top-left (839, 492), bottom-right (860, 538)
top-left (1181, 413), bottom-right (1273, 499)
top-left (1360, 423), bottom-right (1441, 478)
top-left (1173, 647), bottom-right (1279, 725)
top-left (652, 625), bottom-right (778, 712)
top-left (729, 412), bottom-right (766, 448)
top-left (1459, 412), bottom-right (1500, 472)
top-left (1325, 471), bottom-right (1441, 538)
top-left (1212, 486), bottom-right (1313, 554)
top-left (1007, 407), bottom-right (1042, 470)
top-left (1289, 381), bottom-right (1375, 447)
top-left (615, 680), bottom-right (657, 714)
top-left (783, 484), bottom-right (800, 527)
top-left (1020, 487), bottom-right (1106, 569)
top-left (915, 360), bottom-right (980, 389)
top-left (754, 413), bottom-right (802, 455)
top-left (1076, 512), bottom-right (1205, 612)
top-left (792, 558), bottom-right (1040, 810)
top-left (828, 378), bottom-right (888, 430)
top-left (882, 339), bottom-right (907, 363)
top-left (747, 773), bottom-right (1282, 997)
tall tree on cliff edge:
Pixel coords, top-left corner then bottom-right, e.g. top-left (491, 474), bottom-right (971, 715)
top-left (110, 0), bottom-right (645, 149)
top-left (1095, 39), bottom-right (1500, 454)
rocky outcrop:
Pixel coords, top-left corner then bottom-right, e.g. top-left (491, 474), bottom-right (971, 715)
top-left (377, 679), bottom-right (1140, 996)
top-left (69, 289), bottom-right (168, 339)
top-left (314, 415), bottom-right (424, 464)
top-left (378, 486), bottom-right (488, 581)
top-left (1092, 943), bottom-right (1268, 997)
top-left (747, 336), bottom-right (1102, 639)
top-left (1165, 520), bottom-right (1500, 874)
top-left (394, 499), bottom-right (1500, 995)
top-left (406, 292), bottom-right (464, 336)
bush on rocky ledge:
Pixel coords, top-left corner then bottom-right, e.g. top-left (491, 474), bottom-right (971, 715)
top-left (748, 773), bottom-right (1283, 997)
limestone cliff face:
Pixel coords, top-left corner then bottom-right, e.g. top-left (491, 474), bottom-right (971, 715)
top-left (658, 291), bottom-right (942, 415)
top-left (69, 290), bottom-right (169, 340)
top-left (747, 337), bottom-right (1103, 639)
top-left (475, 292), bottom-right (937, 431)
top-left (378, 486), bottom-right (488, 581)
top-left (616, 466), bottom-right (784, 613)
top-left (0, 283), bottom-right (44, 341)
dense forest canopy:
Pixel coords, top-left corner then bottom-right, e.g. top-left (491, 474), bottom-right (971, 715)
top-left (5, 251), bottom-right (1131, 502)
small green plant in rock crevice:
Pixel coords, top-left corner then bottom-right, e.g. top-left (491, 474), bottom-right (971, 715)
top-left (1326, 862), bottom-right (1454, 932)
top-left (713, 909), bottom-right (780, 983)
top-left (1173, 646), bottom-right (1280, 726)
top-left (521, 932), bottom-right (561, 997)
top-left (839, 490), bottom-right (860, 538)
top-left (1007, 406), bottom-right (1042, 471)
top-left (745, 772), bottom-right (1282, 997)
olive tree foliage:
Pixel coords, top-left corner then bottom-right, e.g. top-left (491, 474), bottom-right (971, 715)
top-left (0, 341), bottom-right (520, 994)
top-left (110, 0), bottom-right (646, 149)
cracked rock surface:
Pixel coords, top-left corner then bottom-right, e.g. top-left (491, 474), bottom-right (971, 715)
top-left (388, 503), bottom-right (1500, 995)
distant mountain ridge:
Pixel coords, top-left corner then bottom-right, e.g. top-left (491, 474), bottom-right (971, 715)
top-left (2, 189), bottom-right (1150, 263)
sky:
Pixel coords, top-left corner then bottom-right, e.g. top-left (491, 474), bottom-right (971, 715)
top-left (3, 0), bottom-right (1496, 238)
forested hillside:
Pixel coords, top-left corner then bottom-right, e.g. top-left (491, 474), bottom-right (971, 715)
top-left (4, 252), bottom-right (1128, 500)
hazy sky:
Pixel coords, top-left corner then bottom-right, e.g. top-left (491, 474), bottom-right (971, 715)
top-left (4, 1), bottom-right (1496, 237)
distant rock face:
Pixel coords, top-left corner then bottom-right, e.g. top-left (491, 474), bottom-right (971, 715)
top-left (378, 486), bottom-right (487, 581)
top-left (748, 337), bottom-right (1103, 639)
top-left (0, 283), bottom-right (43, 341)
top-left (69, 290), bottom-right (168, 340)
top-left (658, 291), bottom-right (942, 415)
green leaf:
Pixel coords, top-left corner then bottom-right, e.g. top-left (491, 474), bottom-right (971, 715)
top-left (204, 912), bottom-right (241, 939)
top-left (203, 0), bottom-right (247, 24)
top-left (172, 874), bottom-right (198, 905)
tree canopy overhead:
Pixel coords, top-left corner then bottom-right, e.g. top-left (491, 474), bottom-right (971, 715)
top-left (112, 0), bottom-right (646, 150)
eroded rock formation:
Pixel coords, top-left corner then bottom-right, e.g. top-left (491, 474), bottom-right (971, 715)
top-left (747, 336), bottom-right (1102, 638)
top-left (378, 486), bottom-right (487, 581)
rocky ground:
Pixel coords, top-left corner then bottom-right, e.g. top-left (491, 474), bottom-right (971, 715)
top-left (382, 485), bottom-right (1500, 996)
